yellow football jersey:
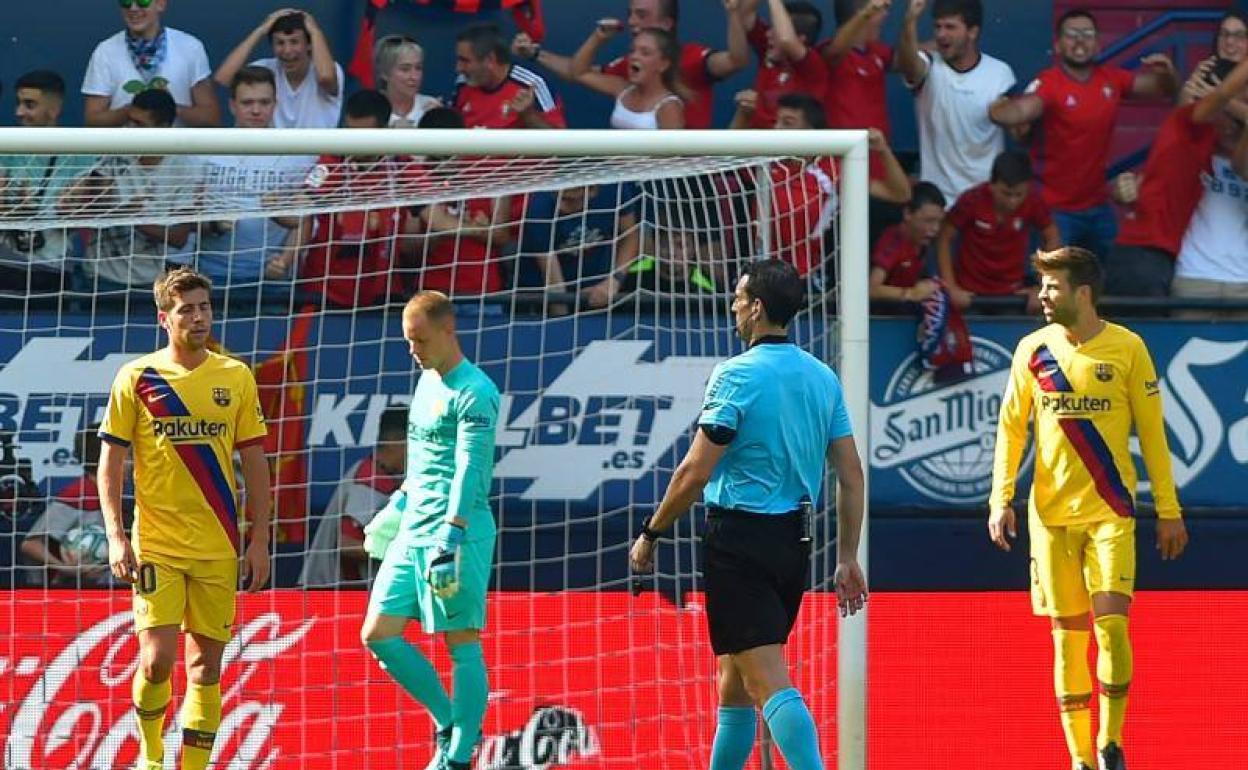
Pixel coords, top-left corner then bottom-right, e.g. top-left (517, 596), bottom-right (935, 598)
top-left (991, 322), bottom-right (1181, 526)
top-left (100, 349), bottom-right (267, 560)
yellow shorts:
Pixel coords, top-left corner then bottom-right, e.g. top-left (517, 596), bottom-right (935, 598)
top-left (133, 555), bottom-right (238, 642)
top-left (1029, 513), bottom-right (1135, 618)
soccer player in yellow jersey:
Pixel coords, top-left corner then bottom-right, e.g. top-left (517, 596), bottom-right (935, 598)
top-left (989, 247), bottom-right (1188, 770)
top-left (99, 267), bottom-right (272, 770)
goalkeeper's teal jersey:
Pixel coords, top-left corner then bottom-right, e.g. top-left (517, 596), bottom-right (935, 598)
top-left (398, 358), bottom-right (500, 546)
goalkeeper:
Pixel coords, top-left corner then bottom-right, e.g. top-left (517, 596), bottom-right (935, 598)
top-left (360, 290), bottom-right (501, 770)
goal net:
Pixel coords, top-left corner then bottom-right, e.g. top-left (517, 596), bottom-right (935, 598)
top-left (0, 129), bottom-right (869, 770)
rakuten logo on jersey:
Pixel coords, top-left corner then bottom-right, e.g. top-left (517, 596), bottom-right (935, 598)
top-left (492, 341), bottom-right (720, 500)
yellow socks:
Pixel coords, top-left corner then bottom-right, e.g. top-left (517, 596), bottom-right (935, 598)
top-left (1094, 614), bottom-right (1132, 750)
top-left (1053, 628), bottom-right (1095, 768)
top-left (132, 673), bottom-right (172, 765)
top-left (180, 682), bottom-right (222, 770)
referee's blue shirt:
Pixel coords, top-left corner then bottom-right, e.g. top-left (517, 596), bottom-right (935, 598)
top-left (698, 337), bottom-right (853, 514)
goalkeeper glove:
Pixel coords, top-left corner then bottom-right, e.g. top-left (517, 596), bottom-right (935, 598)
top-left (363, 490), bottom-right (406, 560)
top-left (426, 521), bottom-right (465, 599)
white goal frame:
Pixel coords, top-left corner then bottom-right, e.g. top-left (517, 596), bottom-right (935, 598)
top-left (0, 127), bottom-right (870, 770)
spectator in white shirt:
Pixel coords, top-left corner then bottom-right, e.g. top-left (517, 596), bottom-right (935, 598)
top-left (60, 89), bottom-right (200, 292)
top-left (1172, 112), bottom-right (1248, 319)
top-left (82, 0), bottom-right (219, 127)
top-left (375, 35), bottom-right (443, 127)
top-left (214, 8), bottom-right (343, 128)
top-left (169, 67), bottom-right (312, 304)
top-left (897, 0), bottom-right (1015, 204)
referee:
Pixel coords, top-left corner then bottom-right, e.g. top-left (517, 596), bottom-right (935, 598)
top-left (630, 259), bottom-right (867, 770)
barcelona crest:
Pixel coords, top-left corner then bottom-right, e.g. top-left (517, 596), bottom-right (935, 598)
top-left (213, 387), bottom-right (232, 407)
top-left (1095, 363), bottom-right (1113, 382)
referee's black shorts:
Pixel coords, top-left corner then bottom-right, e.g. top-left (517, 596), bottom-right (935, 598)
top-left (703, 507), bottom-right (809, 656)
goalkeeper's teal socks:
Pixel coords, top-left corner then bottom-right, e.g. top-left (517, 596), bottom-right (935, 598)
top-left (366, 636), bottom-right (452, 729)
top-left (710, 705), bottom-right (756, 770)
top-left (448, 641), bottom-right (489, 764)
top-left (762, 688), bottom-right (824, 770)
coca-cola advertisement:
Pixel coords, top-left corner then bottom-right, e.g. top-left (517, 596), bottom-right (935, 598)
top-left (0, 590), bottom-right (836, 770)
top-left (4, 590), bottom-right (1242, 768)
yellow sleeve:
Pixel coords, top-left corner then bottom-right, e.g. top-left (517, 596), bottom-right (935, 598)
top-left (235, 368), bottom-right (268, 449)
top-left (99, 366), bottom-right (138, 447)
top-left (990, 343), bottom-right (1034, 510)
top-left (1128, 336), bottom-right (1182, 519)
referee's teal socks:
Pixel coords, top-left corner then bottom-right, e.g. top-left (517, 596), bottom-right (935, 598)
top-left (762, 688), bottom-right (824, 770)
top-left (366, 636), bottom-right (452, 729)
top-left (710, 706), bottom-right (756, 770)
top-left (449, 641), bottom-right (489, 764)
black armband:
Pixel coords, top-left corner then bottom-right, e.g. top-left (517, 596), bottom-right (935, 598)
top-left (640, 522), bottom-right (663, 542)
top-left (700, 423), bottom-right (736, 446)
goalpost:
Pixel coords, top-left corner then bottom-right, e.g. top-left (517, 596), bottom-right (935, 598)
top-left (0, 128), bottom-right (868, 770)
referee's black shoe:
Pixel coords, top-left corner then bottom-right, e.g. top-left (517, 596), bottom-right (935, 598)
top-left (1098, 742), bottom-right (1126, 770)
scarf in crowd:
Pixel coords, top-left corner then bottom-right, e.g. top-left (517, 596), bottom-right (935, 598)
top-left (126, 27), bottom-right (168, 81)
top-left (917, 279), bottom-right (974, 376)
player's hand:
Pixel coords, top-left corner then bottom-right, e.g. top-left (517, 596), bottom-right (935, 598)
top-left (242, 537), bottom-right (271, 592)
top-left (866, 128), bottom-right (890, 152)
top-left (582, 276), bottom-right (619, 309)
top-left (107, 535), bottom-right (139, 584)
top-left (262, 8), bottom-right (301, 33)
top-left (1156, 517), bottom-right (1189, 561)
top-left (629, 535), bottom-right (657, 574)
top-left (987, 506), bottom-right (1017, 551)
top-left (949, 286), bottom-right (974, 310)
top-left (426, 521), bottom-right (465, 599)
top-left (834, 559), bottom-right (868, 617)
top-left (905, 0), bottom-right (926, 22)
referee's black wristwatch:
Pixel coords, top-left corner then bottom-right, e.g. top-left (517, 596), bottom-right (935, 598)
top-left (639, 521), bottom-right (663, 542)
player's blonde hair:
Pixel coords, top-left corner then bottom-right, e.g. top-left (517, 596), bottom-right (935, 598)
top-left (1032, 247), bottom-right (1104, 303)
top-left (404, 290), bottom-right (455, 326)
top-left (153, 267), bottom-right (213, 312)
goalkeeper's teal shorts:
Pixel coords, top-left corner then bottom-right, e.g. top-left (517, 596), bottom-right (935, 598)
top-left (369, 536), bottom-right (494, 633)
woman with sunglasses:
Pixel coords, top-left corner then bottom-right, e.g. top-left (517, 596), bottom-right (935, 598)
top-left (375, 35), bottom-right (442, 128)
top-left (82, 0), bottom-right (219, 127)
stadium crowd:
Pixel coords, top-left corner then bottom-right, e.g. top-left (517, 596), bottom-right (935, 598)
top-left (4, 1), bottom-right (1248, 588)
top-left (0, 1), bottom-right (1244, 321)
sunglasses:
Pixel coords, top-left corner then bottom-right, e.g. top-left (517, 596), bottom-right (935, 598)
top-left (378, 34), bottom-right (420, 48)
top-left (118, 0), bottom-right (155, 8)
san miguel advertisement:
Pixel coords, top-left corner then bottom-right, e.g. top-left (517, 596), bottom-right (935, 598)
top-left (1, 312), bottom-right (1246, 517)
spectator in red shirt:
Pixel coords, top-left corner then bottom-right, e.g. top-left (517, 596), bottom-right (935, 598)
top-left (411, 108), bottom-right (520, 297)
top-left (763, 92), bottom-right (910, 276)
top-left (1107, 56), bottom-right (1248, 298)
top-left (820, 0), bottom-right (893, 141)
top-left (570, 25), bottom-right (685, 129)
top-left (730, 0), bottom-right (829, 129)
top-left (291, 90), bottom-right (419, 308)
top-left (454, 23), bottom-right (565, 129)
top-left (989, 9), bottom-right (1176, 263)
top-left (938, 150), bottom-right (1060, 309)
top-left (514, 0), bottom-right (749, 128)
top-left (869, 181), bottom-right (946, 304)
